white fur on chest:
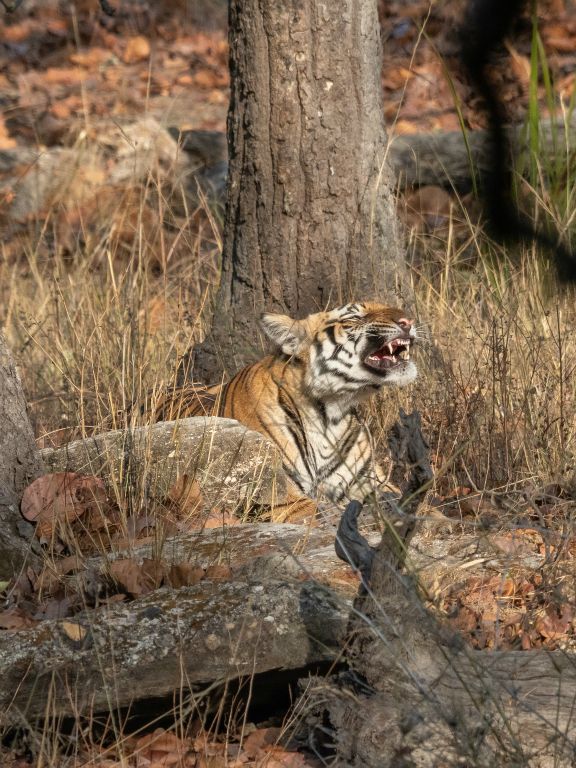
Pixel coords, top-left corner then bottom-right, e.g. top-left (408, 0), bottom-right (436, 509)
top-left (294, 402), bottom-right (375, 501)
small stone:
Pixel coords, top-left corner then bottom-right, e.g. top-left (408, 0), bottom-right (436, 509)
top-left (204, 633), bottom-right (221, 651)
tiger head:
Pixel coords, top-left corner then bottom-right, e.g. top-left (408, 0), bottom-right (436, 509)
top-left (260, 302), bottom-right (418, 400)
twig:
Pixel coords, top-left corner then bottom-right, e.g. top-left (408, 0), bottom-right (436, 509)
top-left (0, 0), bottom-right (24, 11)
top-left (335, 409), bottom-right (432, 585)
top-left (99, 0), bottom-right (116, 16)
top-left (459, 0), bottom-right (576, 280)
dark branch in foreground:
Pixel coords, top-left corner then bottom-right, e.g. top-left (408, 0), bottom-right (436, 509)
top-left (335, 409), bottom-right (432, 587)
top-left (335, 501), bottom-right (375, 588)
top-left (0, 0), bottom-right (24, 11)
top-left (460, 0), bottom-right (576, 281)
top-left (99, 0), bottom-right (116, 15)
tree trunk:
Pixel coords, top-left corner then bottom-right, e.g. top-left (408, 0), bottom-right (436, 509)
top-left (193, 0), bottom-right (411, 382)
top-left (0, 333), bottom-right (43, 579)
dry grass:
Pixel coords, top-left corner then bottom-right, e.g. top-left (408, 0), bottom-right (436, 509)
top-left (1, 158), bottom-right (221, 448)
top-left (368, 190), bottom-right (576, 498)
top-left (1, 103), bottom-right (576, 768)
top-left (4, 172), bottom-right (575, 496)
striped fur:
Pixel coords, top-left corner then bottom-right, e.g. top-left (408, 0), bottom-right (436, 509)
top-left (150, 302), bottom-right (418, 517)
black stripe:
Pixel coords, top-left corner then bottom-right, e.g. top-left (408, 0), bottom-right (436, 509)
top-left (327, 357), bottom-right (353, 368)
top-left (215, 382), bottom-right (231, 417)
top-left (324, 368), bottom-right (367, 384)
top-left (314, 354), bottom-right (359, 379)
top-left (316, 424), bottom-right (362, 482)
top-left (312, 398), bottom-right (327, 428)
top-left (277, 388), bottom-right (315, 479)
top-left (226, 366), bottom-right (252, 419)
top-left (328, 343), bottom-right (341, 360)
top-left (354, 454), bottom-right (375, 483)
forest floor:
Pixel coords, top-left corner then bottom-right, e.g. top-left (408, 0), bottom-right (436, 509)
top-left (1, 1), bottom-right (576, 766)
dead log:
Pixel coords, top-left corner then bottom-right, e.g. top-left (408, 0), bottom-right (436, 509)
top-left (40, 417), bottom-right (289, 513)
top-left (0, 575), bottom-right (351, 725)
top-left (0, 518), bottom-right (364, 725)
top-left (78, 523), bottom-right (358, 594)
top-left (0, 333), bottom-right (44, 579)
top-left (307, 411), bottom-right (576, 767)
top-left (173, 116), bottom-right (576, 195)
top-left (388, 116), bottom-right (576, 189)
top-left (322, 645), bottom-right (576, 767)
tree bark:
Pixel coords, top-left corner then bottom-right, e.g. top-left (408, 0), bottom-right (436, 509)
top-left (0, 333), bottom-right (43, 579)
top-left (193, 0), bottom-right (411, 382)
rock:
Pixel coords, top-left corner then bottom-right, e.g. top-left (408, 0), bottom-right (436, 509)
top-left (40, 416), bottom-right (289, 513)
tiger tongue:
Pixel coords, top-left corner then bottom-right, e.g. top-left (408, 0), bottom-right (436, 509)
top-left (372, 349), bottom-right (394, 361)
top-left (365, 350), bottom-right (396, 370)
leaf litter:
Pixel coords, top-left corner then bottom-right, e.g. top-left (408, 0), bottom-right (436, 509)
top-left (1, 0), bottom-right (575, 764)
top-left (0, 471), bottom-right (242, 632)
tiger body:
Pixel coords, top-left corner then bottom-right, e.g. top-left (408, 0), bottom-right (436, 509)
top-left (152, 302), bottom-right (418, 516)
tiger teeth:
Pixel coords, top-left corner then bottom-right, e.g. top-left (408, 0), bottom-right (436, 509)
top-left (384, 339), bottom-right (410, 356)
top-left (399, 349), bottom-right (410, 361)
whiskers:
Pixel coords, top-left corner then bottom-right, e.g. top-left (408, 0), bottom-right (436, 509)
top-left (413, 323), bottom-right (432, 345)
top-left (364, 321), bottom-right (432, 346)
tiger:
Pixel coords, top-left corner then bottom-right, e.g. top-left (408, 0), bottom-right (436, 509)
top-left (149, 302), bottom-right (418, 521)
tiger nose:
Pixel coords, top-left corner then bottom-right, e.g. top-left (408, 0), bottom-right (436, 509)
top-left (398, 317), bottom-right (413, 329)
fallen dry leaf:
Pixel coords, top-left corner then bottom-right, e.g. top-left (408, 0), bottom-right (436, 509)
top-left (382, 66), bottom-right (413, 91)
top-left (242, 728), bottom-right (282, 759)
top-left (70, 47), bottom-right (114, 68)
top-left (0, 115), bottom-right (16, 150)
top-left (35, 555), bottom-right (83, 594)
top-left (488, 533), bottom-right (539, 559)
top-left (204, 564), bottom-right (232, 581)
top-left (191, 69), bottom-right (228, 89)
top-left (123, 35), bottom-right (151, 64)
top-left (448, 605), bottom-right (477, 633)
top-left (109, 558), bottom-right (145, 597)
top-left (543, 23), bottom-right (576, 53)
top-left (61, 621), bottom-right (87, 642)
top-left (21, 473), bottom-right (109, 542)
top-left (136, 727), bottom-right (191, 764)
top-left (0, 607), bottom-right (37, 630)
top-left (2, 21), bottom-right (34, 43)
top-left (140, 558), bottom-right (167, 592)
top-left (41, 67), bottom-right (88, 86)
top-left (403, 185), bottom-right (453, 232)
top-left (167, 563), bottom-right (205, 589)
top-left (199, 508), bottom-right (240, 530)
top-left (166, 475), bottom-right (204, 517)
top-left (109, 558), bottom-right (167, 597)
top-left (257, 749), bottom-right (314, 767)
top-left (196, 755), bottom-right (227, 768)
top-left (535, 606), bottom-right (573, 641)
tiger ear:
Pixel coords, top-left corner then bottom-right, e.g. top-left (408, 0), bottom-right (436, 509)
top-left (260, 313), bottom-right (307, 355)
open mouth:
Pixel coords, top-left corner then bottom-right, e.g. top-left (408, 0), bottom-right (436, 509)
top-left (364, 337), bottom-right (411, 372)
